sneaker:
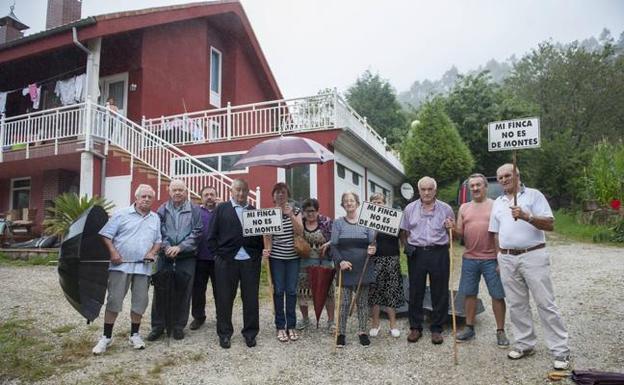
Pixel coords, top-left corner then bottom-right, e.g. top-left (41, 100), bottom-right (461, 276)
top-left (390, 328), bottom-right (401, 338)
top-left (369, 326), bottom-right (380, 337)
top-left (336, 334), bottom-right (346, 348)
top-left (92, 336), bottom-right (112, 355)
top-left (496, 330), bottom-right (510, 348)
top-left (296, 317), bottom-right (310, 330)
top-left (508, 347), bottom-right (535, 360)
top-left (358, 334), bottom-right (371, 347)
top-left (456, 327), bottom-right (476, 343)
top-left (129, 333), bottom-right (145, 350)
top-left (553, 355), bottom-right (571, 370)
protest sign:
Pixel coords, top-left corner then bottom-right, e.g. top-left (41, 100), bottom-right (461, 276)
top-left (243, 208), bottom-right (283, 236)
top-left (488, 117), bottom-right (540, 152)
top-left (357, 202), bottom-right (403, 236)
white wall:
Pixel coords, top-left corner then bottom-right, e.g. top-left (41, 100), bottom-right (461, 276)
top-left (104, 175), bottom-right (131, 214)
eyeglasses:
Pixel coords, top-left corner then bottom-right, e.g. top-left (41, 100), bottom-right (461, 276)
top-left (303, 209), bottom-right (317, 214)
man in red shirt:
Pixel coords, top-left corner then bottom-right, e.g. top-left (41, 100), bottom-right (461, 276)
top-left (454, 173), bottom-right (509, 347)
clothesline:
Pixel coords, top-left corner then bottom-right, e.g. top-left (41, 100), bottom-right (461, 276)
top-left (0, 65), bottom-right (86, 95)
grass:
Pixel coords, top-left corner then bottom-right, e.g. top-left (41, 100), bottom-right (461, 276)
top-left (554, 210), bottom-right (616, 244)
top-left (0, 315), bottom-right (92, 383)
top-left (0, 252), bottom-right (58, 266)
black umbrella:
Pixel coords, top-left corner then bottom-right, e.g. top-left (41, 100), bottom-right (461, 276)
top-left (151, 259), bottom-right (192, 342)
top-left (58, 205), bottom-right (110, 323)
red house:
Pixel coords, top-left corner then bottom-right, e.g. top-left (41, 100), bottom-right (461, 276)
top-left (0, 1), bottom-right (405, 237)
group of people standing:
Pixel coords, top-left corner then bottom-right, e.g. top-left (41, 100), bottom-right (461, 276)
top-left (90, 162), bottom-right (571, 371)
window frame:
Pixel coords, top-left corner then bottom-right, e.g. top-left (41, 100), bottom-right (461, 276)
top-left (10, 177), bottom-right (31, 210)
top-left (172, 150), bottom-right (248, 176)
top-left (209, 47), bottom-right (223, 108)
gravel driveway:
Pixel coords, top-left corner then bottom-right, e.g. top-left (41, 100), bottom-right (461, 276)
top-left (1, 237), bottom-right (622, 385)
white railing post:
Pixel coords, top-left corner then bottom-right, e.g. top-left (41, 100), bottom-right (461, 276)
top-left (84, 97), bottom-right (92, 150)
top-left (255, 186), bottom-right (261, 208)
top-left (226, 102), bottom-right (232, 140)
top-left (0, 112), bottom-right (5, 162)
top-left (54, 109), bottom-right (59, 155)
top-left (333, 88), bottom-right (339, 128)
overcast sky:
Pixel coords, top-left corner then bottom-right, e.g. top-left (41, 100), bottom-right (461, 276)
top-left (7, 0), bottom-right (624, 98)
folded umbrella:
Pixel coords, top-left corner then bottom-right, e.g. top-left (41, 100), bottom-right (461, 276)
top-left (306, 265), bottom-right (335, 328)
top-left (58, 205), bottom-right (110, 323)
top-left (572, 369), bottom-right (624, 385)
top-left (233, 136), bottom-right (334, 169)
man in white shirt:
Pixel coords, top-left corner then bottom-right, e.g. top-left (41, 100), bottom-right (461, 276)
top-left (489, 163), bottom-right (570, 370)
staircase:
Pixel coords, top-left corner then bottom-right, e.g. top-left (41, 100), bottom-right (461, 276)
top-left (0, 102), bottom-right (258, 206)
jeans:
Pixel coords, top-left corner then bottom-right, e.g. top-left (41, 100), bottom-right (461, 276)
top-left (270, 258), bottom-right (300, 330)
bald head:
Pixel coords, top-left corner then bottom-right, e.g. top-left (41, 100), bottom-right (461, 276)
top-left (231, 179), bottom-right (249, 205)
top-left (496, 163), bottom-right (521, 194)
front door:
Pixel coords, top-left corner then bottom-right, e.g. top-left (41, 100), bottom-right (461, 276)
top-left (100, 73), bottom-right (128, 117)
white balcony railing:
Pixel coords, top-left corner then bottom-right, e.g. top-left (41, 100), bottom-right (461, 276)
top-left (142, 92), bottom-right (404, 173)
top-left (0, 102), bottom-right (258, 205)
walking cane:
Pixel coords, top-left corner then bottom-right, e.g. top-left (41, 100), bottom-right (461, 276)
top-left (449, 228), bottom-right (459, 365)
top-left (334, 268), bottom-right (343, 352)
top-left (348, 254), bottom-right (371, 317)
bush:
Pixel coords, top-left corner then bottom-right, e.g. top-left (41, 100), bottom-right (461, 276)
top-left (43, 193), bottom-right (114, 239)
top-left (583, 140), bottom-right (624, 206)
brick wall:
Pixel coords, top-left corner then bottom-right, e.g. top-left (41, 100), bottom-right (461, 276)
top-left (45, 0), bottom-right (82, 30)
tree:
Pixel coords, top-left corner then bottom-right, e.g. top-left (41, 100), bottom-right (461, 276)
top-left (504, 41), bottom-right (624, 206)
top-left (345, 70), bottom-right (407, 147)
top-left (401, 99), bottom-right (474, 186)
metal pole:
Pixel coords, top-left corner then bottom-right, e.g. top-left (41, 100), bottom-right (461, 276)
top-left (449, 228), bottom-right (459, 365)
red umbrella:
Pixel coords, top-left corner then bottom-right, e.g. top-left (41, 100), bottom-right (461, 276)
top-left (306, 265), bottom-right (335, 327)
top-left (233, 136), bottom-right (334, 169)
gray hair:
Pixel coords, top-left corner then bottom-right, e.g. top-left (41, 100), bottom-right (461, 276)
top-left (468, 173), bottom-right (488, 187)
top-left (497, 163), bottom-right (520, 177)
top-left (340, 191), bottom-right (360, 207)
top-left (169, 179), bottom-right (187, 191)
top-left (369, 192), bottom-right (386, 204)
top-left (134, 184), bottom-right (155, 198)
top-left (417, 176), bottom-right (437, 190)
top-left (231, 178), bottom-right (249, 190)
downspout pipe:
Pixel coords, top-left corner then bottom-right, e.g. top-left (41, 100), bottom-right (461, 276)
top-left (72, 26), bottom-right (91, 55)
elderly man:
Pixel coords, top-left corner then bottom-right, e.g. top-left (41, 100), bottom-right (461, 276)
top-left (207, 179), bottom-right (264, 349)
top-left (147, 179), bottom-right (203, 341)
top-left (400, 176), bottom-right (454, 344)
top-left (190, 186), bottom-right (220, 330)
top-left (93, 184), bottom-right (161, 355)
top-left (454, 173), bottom-right (509, 347)
top-left (489, 163), bottom-right (570, 370)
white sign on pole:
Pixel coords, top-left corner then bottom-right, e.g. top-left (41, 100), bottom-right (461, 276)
top-left (488, 117), bottom-right (540, 152)
top-left (242, 208), bottom-right (283, 237)
top-left (357, 202), bottom-right (403, 236)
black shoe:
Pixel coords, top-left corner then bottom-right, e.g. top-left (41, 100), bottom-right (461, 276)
top-left (245, 337), bottom-right (257, 348)
top-left (173, 329), bottom-right (185, 340)
top-left (336, 334), bottom-right (346, 348)
top-left (219, 336), bottom-right (231, 349)
top-left (189, 318), bottom-right (205, 331)
top-left (146, 328), bottom-right (164, 341)
top-left (359, 334), bottom-right (371, 347)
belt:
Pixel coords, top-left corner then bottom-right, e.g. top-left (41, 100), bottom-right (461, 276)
top-left (500, 243), bottom-right (545, 256)
top-left (412, 244), bottom-right (449, 251)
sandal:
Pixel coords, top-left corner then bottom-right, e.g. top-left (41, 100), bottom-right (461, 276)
top-left (287, 329), bottom-right (299, 341)
top-left (277, 329), bottom-right (289, 342)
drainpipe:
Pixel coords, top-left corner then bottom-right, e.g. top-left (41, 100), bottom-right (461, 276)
top-left (72, 27), bottom-right (91, 55)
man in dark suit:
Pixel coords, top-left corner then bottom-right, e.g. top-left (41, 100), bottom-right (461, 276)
top-left (207, 179), bottom-right (264, 348)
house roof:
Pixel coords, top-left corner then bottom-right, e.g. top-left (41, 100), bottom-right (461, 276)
top-left (0, 6), bottom-right (29, 31)
top-left (0, 1), bottom-right (282, 99)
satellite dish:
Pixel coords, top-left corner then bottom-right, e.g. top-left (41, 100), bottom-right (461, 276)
top-left (400, 183), bottom-right (414, 200)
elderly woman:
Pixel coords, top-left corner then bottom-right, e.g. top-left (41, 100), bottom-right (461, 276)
top-left (295, 198), bottom-right (335, 332)
top-left (368, 193), bottom-right (405, 338)
top-left (331, 191), bottom-right (376, 347)
top-left (263, 183), bottom-right (303, 342)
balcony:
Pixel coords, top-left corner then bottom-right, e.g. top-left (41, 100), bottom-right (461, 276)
top-left (142, 92), bottom-right (405, 174)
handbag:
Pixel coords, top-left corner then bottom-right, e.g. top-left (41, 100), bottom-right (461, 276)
top-left (294, 234), bottom-right (311, 258)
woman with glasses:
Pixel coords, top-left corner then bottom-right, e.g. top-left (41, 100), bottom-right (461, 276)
top-left (368, 193), bottom-right (405, 338)
top-left (295, 198), bottom-right (335, 332)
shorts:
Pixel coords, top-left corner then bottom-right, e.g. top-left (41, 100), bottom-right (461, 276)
top-left (105, 271), bottom-right (150, 314)
top-left (457, 257), bottom-right (505, 299)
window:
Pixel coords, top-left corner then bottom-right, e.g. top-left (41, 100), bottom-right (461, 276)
top-left (11, 178), bottom-right (31, 210)
top-left (210, 47), bottom-right (222, 107)
top-left (337, 163), bottom-right (346, 179)
top-left (352, 171), bottom-right (360, 186)
top-left (286, 165), bottom-right (310, 208)
top-left (173, 152), bottom-right (247, 176)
